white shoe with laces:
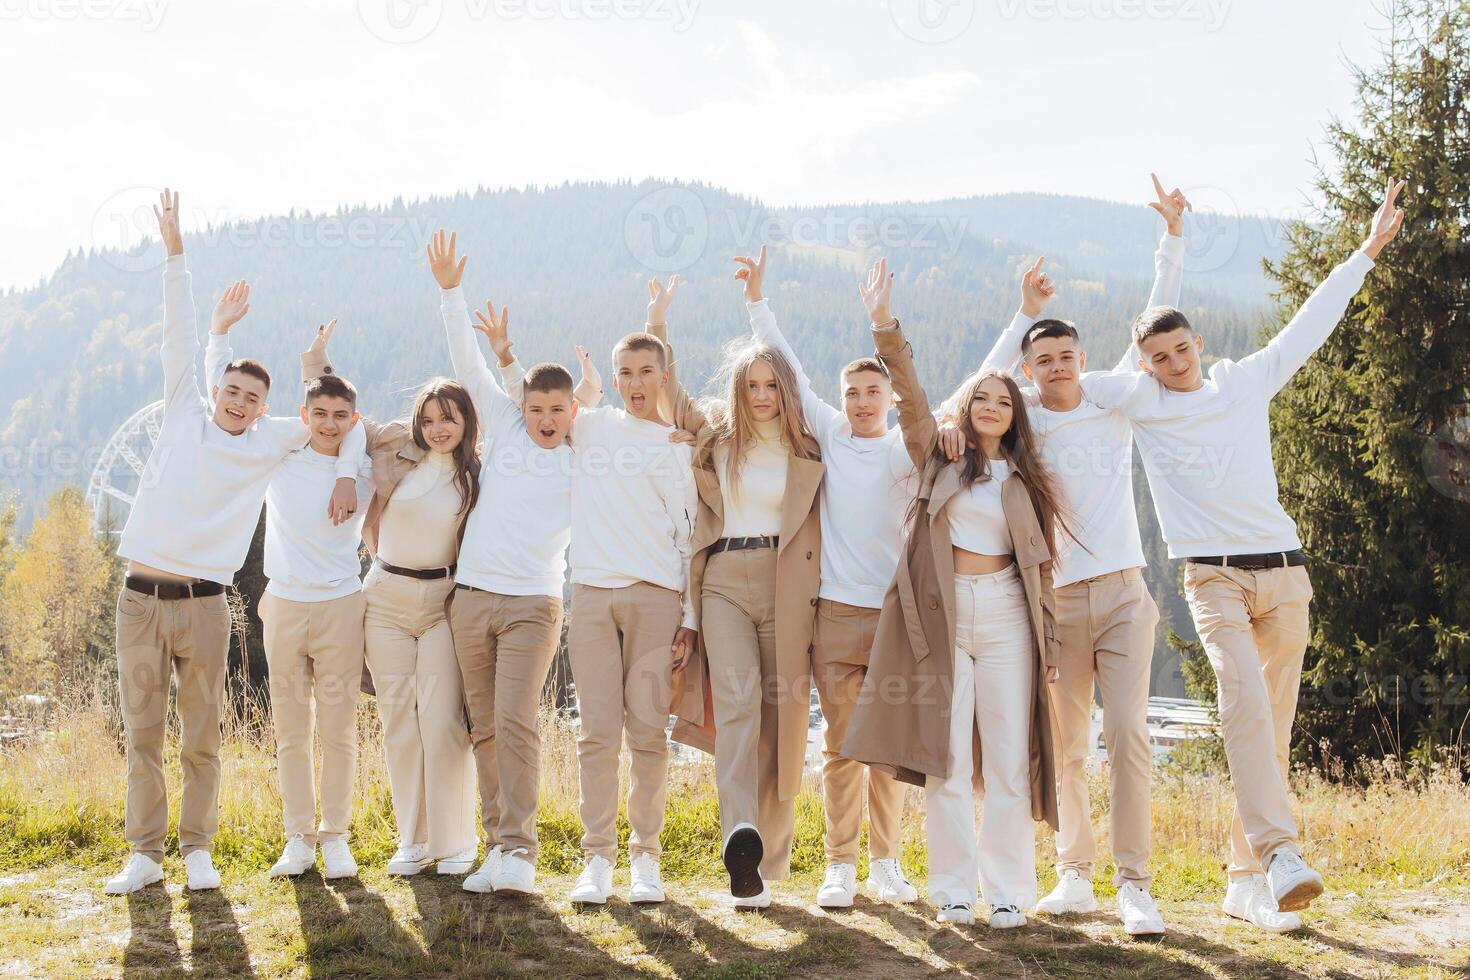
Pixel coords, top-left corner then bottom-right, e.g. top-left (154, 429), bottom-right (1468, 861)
top-left (866, 858), bottom-right (918, 903)
top-left (816, 863), bottom-right (857, 909)
top-left (463, 845), bottom-right (502, 893)
top-left (935, 903), bottom-right (974, 925)
top-left (437, 846), bottom-right (477, 875)
top-left (269, 835), bottom-right (316, 878)
top-left (1035, 869), bottom-right (1097, 914)
top-left (493, 848), bottom-right (539, 895)
top-left (629, 853), bottom-right (665, 904)
top-left (988, 904), bottom-right (1027, 929)
top-left (1223, 874), bottom-right (1303, 933)
top-left (321, 839), bottom-right (358, 880)
top-left (569, 855), bottom-right (614, 905)
top-left (1267, 850), bottom-right (1324, 912)
top-left (1116, 882), bottom-right (1166, 935)
top-left (732, 882), bottom-right (771, 910)
top-left (184, 850), bottom-right (221, 891)
top-left (104, 854), bottom-right (164, 895)
top-left (386, 843), bottom-right (432, 876)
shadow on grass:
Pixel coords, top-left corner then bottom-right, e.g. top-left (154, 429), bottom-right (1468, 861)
top-left (1300, 922), bottom-right (1467, 974)
top-left (290, 872), bottom-right (425, 977)
top-left (184, 885), bottom-right (257, 979)
top-left (123, 885), bottom-right (182, 979)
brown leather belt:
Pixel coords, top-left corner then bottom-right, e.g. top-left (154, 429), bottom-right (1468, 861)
top-left (374, 557), bottom-right (456, 580)
top-left (711, 535), bottom-right (779, 554)
top-left (1189, 550), bottom-right (1305, 571)
top-left (124, 575), bottom-right (226, 601)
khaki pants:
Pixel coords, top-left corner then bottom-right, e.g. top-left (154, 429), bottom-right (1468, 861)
top-left (260, 590), bottom-right (366, 846)
top-left (363, 566), bottom-right (476, 860)
top-left (448, 587), bottom-right (563, 861)
top-left (567, 582), bottom-right (681, 862)
top-left (1050, 568), bottom-right (1157, 888)
top-left (811, 599), bottom-right (906, 865)
top-left (115, 587), bottom-right (232, 862)
top-left (1183, 562), bottom-right (1312, 878)
top-left (700, 548), bottom-right (797, 881)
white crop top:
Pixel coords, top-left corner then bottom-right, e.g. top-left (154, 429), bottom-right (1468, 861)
top-left (948, 457), bottom-right (1013, 556)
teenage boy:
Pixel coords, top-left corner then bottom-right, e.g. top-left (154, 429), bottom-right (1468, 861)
top-left (972, 176), bottom-right (1189, 935)
top-left (426, 231), bottom-right (598, 897)
top-left (1079, 179), bottom-right (1407, 931)
top-left (106, 190), bottom-right (362, 896)
top-left (732, 245), bottom-right (919, 910)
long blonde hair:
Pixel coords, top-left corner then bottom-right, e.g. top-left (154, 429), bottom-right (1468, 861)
top-left (700, 339), bottom-right (820, 490)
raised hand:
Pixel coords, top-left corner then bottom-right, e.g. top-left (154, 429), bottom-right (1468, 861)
top-left (574, 344), bottom-right (603, 395)
top-left (646, 275), bottom-right (680, 325)
top-left (471, 300), bottom-right (514, 367)
top-left (153, 188), bottom-right (182, 257)
top-left (1148, 173), bottom-right (1191, 237)
top-left (1019, 256), bottom-right (1056, 318)
top-left (733, 244), bottom-right (768, 303)
top-left (307, 319), bottom-right (337, 356)
top-left (859, 258), bottom-right (894, 325)
top-left (211, 280), bottom-right (251, 335)
top-left (1361, 177), bottom-right (1407, 259)
top-left (427, 228), bottom-right (467, 290)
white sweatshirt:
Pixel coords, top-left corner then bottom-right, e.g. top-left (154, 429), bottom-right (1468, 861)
top-left (749, 299), bottom-right (916, 609)
top-left (980, 233), bottom-right (1185, 586)
top-left (264, 446), bottom-right (373, 602)
top-left (118, 255), bottom-right (363, 585)
top-left (569, 407), bottom-right (698, 628)
top-left (441, 286), bottom-right (574, 597)
top-left (1080, 249), bottom-right (1375, 559)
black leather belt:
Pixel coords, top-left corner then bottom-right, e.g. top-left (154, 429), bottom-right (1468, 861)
top-left (711, 535), bottom-right (779, 554)
top-left (125, 575), bottom-right (225, 600)
top-left (1189, 550), bottom-right (1305, 571)
top-left (374, 557), bottom-right (456, 580)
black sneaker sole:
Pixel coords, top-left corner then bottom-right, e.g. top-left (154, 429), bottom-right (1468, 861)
top-left (723, 827), bottom-right (764, 899)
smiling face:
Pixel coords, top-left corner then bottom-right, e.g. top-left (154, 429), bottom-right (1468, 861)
top-left (1023, 334), bottom-right (1087, 401)
top-left (968, 376), bottom-right (1015, 444)
top-left (1139, 326), bottom-right (1205, 391)
top-left (743, 358), bottom-right (781, 423)
top-left (615, 346), bottom-right (668, 422)
top-left (842, 368), bottom-right (892, 438)
top-left (418, 396), bottom-right (466, 455)
top-left (523, 389), bottom-right (577, 449)
top-left (211, 370), bottom-right (269, 435)
top-left (300, 395), bottom-right (359, 455)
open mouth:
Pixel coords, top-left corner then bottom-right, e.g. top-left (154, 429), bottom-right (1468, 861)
top-left (629, 394), bottom-right (646, 410)
top-left (538, 424), bottom-right (558, 439)
top-left (225, 408), bottom-right (245, 421)
top-left (430, 434), bottom-right (453, 447)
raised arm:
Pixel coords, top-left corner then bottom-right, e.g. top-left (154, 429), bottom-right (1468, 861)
top-left (1110, 173), bottom-right (1192, 371)
top-left (154, 190), bottom-right (207, 414)
top-left (979, 255), bottom-right (1056, 376)
top-left (643, 275), bottom-right (709, 434)
top-left (862, 259), bottom-right (938, 471)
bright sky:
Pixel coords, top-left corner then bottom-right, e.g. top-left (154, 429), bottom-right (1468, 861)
top-left (0, 0), bottom-right (1385, 290)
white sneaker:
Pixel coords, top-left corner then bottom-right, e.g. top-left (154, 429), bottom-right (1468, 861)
top-left (1035, 869), bottom-right (1097, 914)
top-left (493, 848), bottom-right (539, 896)
top-left (1267, 850), bottom-right (1324, 912)
top-left (629, 853), bottom-right (665, 904)
top-left (1223, 875), bottom-right (1303, 933)
top-left (321, 839), bottom-right (358, 880)
top-left (463, 845), bottom-right (503, 894)
top-left (104, 854), bottom-right (164, 895)
top-left (722, 823), bottom-right (764, 899)
top-left (866, 858), bottom-right (918, 903)
top-left (935, 903), bottom-right (974, 925)
top-left (732, 882), bottom-right (771, 910)
top-left (437, 846), bottom-right (477, 875)
top-left (269, 835), bottom-right (316, 878)
top-left (1116, 882), bottom-right (1166, 936)
top-left (386, 843), bottom-right (432, 876)
top-left (184, 851), bottom-right (221, 891)
top-left (816, 863), bottom-right (857, 909)
top-left (569, 855), bottom-right (614, 905)
top-left (988, 904), bottom-right (1027, 929)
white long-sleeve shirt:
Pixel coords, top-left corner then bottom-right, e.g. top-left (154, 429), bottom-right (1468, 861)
top-left (264, 446), bottom-right (373, 601)
top-left (980, 232), bottom-right (1185, 586)
top-left (569, 407), bottom-right (698, 628)
top-left (118, 255), bottom-right (363, 585)
top-left (1080, 249), bottom-right (1375, 559)
top-left (748, 299), bottom-right (916, 609)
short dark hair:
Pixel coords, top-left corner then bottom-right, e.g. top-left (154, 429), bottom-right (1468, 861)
top-left (1021, 318), bottom-right (1080, 355)
top-left (841, 357), bottom-right (890, 384)
top-left (223, 358), bottom-right (271, 391)
top-left (1132, 306), bottom-right (1193, 347)
top-left (612, 333), bottom-right (668, 370)
top-left (304, 373), bottom-right (357, 408)
top-left (523, 362), bottom-right (575, 396)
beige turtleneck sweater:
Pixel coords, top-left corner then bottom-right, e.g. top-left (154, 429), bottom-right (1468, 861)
top-left (376, 450), bottom-right (462, 570)
top-left (713, 417), bottom-right (788, 537)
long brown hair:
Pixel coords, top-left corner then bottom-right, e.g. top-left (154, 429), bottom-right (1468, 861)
top-left (700, 340), bottom-right (820, 491)
top-left (942, 370), bottom-right (1074, 557)
top-left (409, 378), bottom-right (481, 521)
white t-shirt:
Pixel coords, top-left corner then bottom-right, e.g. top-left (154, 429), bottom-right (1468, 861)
top-left (264, 445), bottom-right (373, 602)
top-left (948, 458), bottom-right (1014, 556)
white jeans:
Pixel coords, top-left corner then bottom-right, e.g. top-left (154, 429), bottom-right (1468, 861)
top-left (925, 564), bottom-right (1038, 910)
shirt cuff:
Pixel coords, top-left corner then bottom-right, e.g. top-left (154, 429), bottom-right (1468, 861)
top-left (499, 358), bottom-right (523, 385)
top-left (1159, 232), bottom-right (1187, 260)
top-left (440, 284), bottom-right (465, 304)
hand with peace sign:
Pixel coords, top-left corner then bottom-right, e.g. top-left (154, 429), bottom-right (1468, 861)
top-left (1019, 256), bottom-right (1056, 318)
top-left (472, 300), bottom-right (515, 368)
top-left (733, 244), bottom-right (768, 303)
top-left (1361, 177), bottom-right (1407, 259)
top-left (859, 257), bottom-right (894, 326)
top-left (307, 319), bottom-right (338, 357)
top-left (1148, 173), bottom-right (1192, 237)
top-left (427, 228), bottom-right (468, 290)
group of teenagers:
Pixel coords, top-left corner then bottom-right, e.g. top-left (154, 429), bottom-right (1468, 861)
top-left (102, 175), bottom-right (1408, 937)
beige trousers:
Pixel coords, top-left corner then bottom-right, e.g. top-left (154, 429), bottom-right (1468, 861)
top-left (568, 582), bottom-right (681, 862)
top-left (115, 587), bottom-right (232, 861)
top-left (362, 566), bottom-right (476, 860)
top-left (1050, 567), bottom-right (1158, 887)
top-left (447, 587), bottom-right (563, 861)
top-left (699, 548), bottom-right (798, 881)
top-left (811, 599), bottom-right (906, 866)
top-left (260, 590), bottom-right (366, 846)
top-left (1184, 561), bottom-right (1312, 878)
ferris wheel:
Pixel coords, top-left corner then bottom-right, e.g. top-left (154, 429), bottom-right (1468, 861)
top-left (86, 400), bottom-right (165, 535)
